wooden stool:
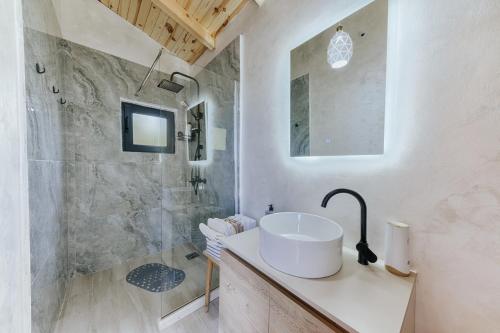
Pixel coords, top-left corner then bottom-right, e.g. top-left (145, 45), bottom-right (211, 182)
top-left (203, 250), bottom-right (219, 312)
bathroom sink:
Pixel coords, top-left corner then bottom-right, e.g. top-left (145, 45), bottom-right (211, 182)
top-left (260, 212), bottom-right (343, 278)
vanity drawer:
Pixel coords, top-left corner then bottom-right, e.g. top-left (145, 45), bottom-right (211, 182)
top-left (220, 250), bottom-right (348, 333)
top-left (269, 286), bottom-right (342, 333)
top-left (220, 251), bottom-right (270, 333)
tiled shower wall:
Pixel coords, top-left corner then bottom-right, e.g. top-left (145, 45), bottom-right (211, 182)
top-left (61, 38), bottom-right (240, 274)
top-left (187, 37), bottom-right (241, 250)
top-left (23, 0), bottom-right (67, 331)
top-left (60, 39), bottom-right (183, 274)
top-left (25, 29), bottom-right (67, 333)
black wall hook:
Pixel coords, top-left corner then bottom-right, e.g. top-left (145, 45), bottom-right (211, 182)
top-left (58, 98), bottom-right (67, 105)
top-left (52, 86), bottom-right (60, 94)
top-left (36, 63), bottom-right (46, 74)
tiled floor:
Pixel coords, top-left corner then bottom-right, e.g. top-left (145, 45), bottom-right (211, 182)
top-left (166, 299), bottom-right (219, 333)
top-left (54, 243), bottom-right (219, 333)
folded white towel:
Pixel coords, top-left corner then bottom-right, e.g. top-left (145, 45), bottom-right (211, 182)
top-left (207, 238), bottom-right (223, 246)
top-left (207, 240), bottom-right (223, 249)
top-left (199, 223), bottom-right (224, 241)
top-left (207, 241), bottom-right (222, 248)
top-left (231, 214), bottom-right (257, 231)
top-left (206, 248), bottom-right (221, 260)
top-left (208, 218), bottom-right (236, 236)
top-left (207, 247), bottom-right (222, 256)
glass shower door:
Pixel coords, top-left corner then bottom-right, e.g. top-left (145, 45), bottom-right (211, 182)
top-left (160, 66), bottom-right (239, 317)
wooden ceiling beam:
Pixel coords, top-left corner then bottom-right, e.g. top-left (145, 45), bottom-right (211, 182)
top-left (150, 0), bottom-right (216, 50)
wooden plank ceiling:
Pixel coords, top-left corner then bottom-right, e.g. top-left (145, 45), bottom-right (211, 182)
top-left (98, 0), bottom-right (248, 64)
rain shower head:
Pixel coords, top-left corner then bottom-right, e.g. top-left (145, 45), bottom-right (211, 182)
top-left (157, 79), bottom-right (185, 93)
top-left (158, 72), bottom-right (200, 98)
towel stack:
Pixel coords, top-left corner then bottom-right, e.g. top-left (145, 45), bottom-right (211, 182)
top-left (206, 238), bottom-right (224, 261)
top-left (199, 214), bottom-right (257, 261)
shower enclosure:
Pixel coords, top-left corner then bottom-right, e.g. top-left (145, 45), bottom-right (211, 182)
top-left (158, 62), bottom-right (240, 317)
top-left (23, 0), bottom-right (240, 328)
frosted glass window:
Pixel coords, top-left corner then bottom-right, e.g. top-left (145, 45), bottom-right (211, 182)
top-left (132, 113), bottom-right (167, 147)
top-left (122, 101), bottom-right (175, 154)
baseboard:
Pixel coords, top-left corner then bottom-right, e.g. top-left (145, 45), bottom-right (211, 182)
top-left (158, 288), bottom-right (219, 330)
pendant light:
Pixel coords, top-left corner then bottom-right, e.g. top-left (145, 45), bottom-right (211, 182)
top-left (327, 25), bottom-right (353, 69)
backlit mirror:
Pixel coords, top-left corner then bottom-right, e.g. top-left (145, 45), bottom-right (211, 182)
top-left (290, 0), bottom-right (388, 157)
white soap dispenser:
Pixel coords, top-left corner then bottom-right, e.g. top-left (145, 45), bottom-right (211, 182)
top-left (384, 221), bottom-right (410, 277)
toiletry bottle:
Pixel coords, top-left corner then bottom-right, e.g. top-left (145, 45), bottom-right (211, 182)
top-left (265, 204), bottom-right (274, 215)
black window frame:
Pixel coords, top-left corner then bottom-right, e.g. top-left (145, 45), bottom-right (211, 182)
top-left (121, 101), bottom-right (175, 154)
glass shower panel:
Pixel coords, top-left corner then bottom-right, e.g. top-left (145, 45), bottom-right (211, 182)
top-left (160, 66), bottom-right (239, 317)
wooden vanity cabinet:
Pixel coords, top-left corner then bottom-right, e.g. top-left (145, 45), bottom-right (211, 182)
top-left (219, 250), bottom-right (271, 333)
top-left (269, 286), bottom-right (343, 333)
top-left (220, 250), bottom-right (347, 333)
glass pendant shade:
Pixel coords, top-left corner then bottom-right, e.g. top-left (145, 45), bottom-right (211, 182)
top-left (327, 26), bottom-right (353, 69)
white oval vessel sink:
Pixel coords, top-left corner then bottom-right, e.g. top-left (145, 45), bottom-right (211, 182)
top-left (260, 212), bottom-right (343, 278)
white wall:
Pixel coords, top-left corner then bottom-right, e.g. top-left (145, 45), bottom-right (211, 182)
top-left (0, 0), bottom-right (31, 332)
top-left (239, 0), bottom-right (500, 332)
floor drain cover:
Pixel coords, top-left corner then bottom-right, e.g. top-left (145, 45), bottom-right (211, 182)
top-left (185, 252), bottom-right (200, 260)
top-left (126, 263), bottom-right (185, 293)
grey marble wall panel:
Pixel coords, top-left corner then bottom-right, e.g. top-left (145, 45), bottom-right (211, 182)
top-left (164, 38), bottom-right (241, 256)
top-left (24, 24), bottom-right (68, 333)
top-left (31, 259), bottom-right (66, 333)
top-left (161, 209), bottom-right (184, 251)
top-left (60, 39), bottom-right (178, 111)
top-left (198, 70), bottom-right (237, 218)
top-left (204, 38), bottom-right (240, 82)
top-left (60, 39), bottom-right (178, 164)
top-left (60, 40), bottom-right (184, 274)
top-left (67, 161), bottom-right (162, 274)
top-left (290, 74), bottom-right (310, 156)
top-left (158, 94), bottom-right (198, 252)
top-left (28, 161), bottom-right (68, 333)
top-left (25, 29), bottom-right (66, 161)
top-left (28, 161), bottom-right (67, 280)
top-left (63, 103), bottom-right (158, 163)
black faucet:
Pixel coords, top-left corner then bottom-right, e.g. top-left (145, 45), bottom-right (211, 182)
top-left (321, 189), bottom-right (377, 265)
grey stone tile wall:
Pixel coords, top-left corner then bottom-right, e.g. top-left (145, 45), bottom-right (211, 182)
top-left (24, 22), bottom-right (67, 333)
top-left (180, 37), bottom-right (241, 251)
top-left (290, 74), bottom-right (311, 156)
top-left (204, 38), bottom-right (240, 82)
top-left (59, 39), bottom-right (183, 274)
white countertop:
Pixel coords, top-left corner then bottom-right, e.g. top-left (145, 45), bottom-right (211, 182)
top-left (222, 228), bottom-right (415, 333)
